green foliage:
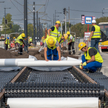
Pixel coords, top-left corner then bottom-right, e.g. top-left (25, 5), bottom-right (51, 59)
top-left (70, 17), bottom-right (108, 37)
top-left (27, 23), bottom-right (33, 38)
top-left (12, 24), bottom-right (21, 32)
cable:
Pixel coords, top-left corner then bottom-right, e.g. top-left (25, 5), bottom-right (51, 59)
top-left (12, 0), bottom-right (32, 18)
top-left (10, 0), bottom-right (23, 14)
top-left (70, 9), bottom-right (108, 13)
top-left (13, 0), bottom-right (23, 6)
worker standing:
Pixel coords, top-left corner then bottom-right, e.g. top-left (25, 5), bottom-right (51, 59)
top-left (78, 42), bottom-right (103, 73)
top-left (4, 37), bottom-right (10, 50)
top-left (72, 35), bottom-right (75, 54)
top-left (44, 36), bottom-right (61, 61)
top-left (48, 21), bottom-right (61, 41)
top-left (16, 33), bottom-right (26, 55)
top-left (89, 20), bottom-right (101, 52)
top-left (67, 31), bottom-right (75, 55)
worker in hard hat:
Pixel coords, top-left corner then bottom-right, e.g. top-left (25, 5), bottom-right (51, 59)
top-left (58, 32), bottom-right (67, 48)
top-left (44, 36), bottom-right (61, 61)
top-left (48, 21), bottom-right (61, 41)
top-left (4, 37), bottom-right (10, 50)
top-left (78, 42), bottom-right (103, 72)
top-left (28, 36), bottom-right (32, 46)
top-left (89, 20), bottom-right (101, 52)
top-left (67, 31), bottom-right (75, 54)
top-left (16, 33), bottom-right (26, 55)
top-left (41, 28), bottom-right (49, 45)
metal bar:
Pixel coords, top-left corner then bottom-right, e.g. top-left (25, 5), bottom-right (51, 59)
top-left (33, 2), bottom-right (35, 45)
top-left (24, 0), bottom-right (28, 51)
top-left (36, 11), bottom-right (38, 42)
top-left (11, 67), bottom-right (27, 83)
top-left (73, 66), bottom-right (97, 84)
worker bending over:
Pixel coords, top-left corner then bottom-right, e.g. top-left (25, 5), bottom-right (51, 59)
top-left (16, 33), bottom-right (26, 55)
top-left (67, 31), bottom-right (75, 54)
top-left (58, 32), bottom-right (68, 48)
top-left (78, 42), bottom-right (103, 72)
top-left (48, 21), bottom-right (61, 41)
top-left (28, 36), bottom-right (32, 46)
top-left (44, 36), bottom-right (61, 61)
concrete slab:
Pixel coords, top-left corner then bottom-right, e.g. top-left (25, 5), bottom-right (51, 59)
top-left (100, 52), bottom-right (108, 76)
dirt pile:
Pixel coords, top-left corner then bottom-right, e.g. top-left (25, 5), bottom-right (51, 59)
top-left (62, 47), bottom-right (67, 50)
top-left (0, 48), bottom-right (78, 60)
top-left (0, 48), bottom-right (12, 58)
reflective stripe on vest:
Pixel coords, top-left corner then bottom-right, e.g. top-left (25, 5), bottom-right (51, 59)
top-left (91, 25), bottom-right (101, 38)
top-left (16, 34), bottom-right (24, 45)
top-left (46, 36), bottom-right (57, 50)
top-left (84, 47), bottom-right (103, 63)
top-left (67, 35), bottom-right (72, 42)
top-left (50, 26), bottom-right (58, 40)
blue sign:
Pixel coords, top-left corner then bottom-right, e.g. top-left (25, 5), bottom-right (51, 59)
top-left (85, 16), bottom-right (92, 24)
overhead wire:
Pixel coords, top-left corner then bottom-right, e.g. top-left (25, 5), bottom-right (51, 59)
top-left (10, 0), bottom-right (23, 14)
top-left (70, 9), bottom-right (108, 13)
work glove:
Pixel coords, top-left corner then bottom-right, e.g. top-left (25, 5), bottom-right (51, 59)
top-left (82, 62), bottom-right (87, 66)
top-left (79, 63), bottom-right (83, 69)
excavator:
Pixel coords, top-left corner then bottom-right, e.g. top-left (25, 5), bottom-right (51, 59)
top-left (98, 22), bottom-right (108, 50)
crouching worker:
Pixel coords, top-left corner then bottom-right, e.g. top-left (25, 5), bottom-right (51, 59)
top-left (44, 36), bottom-right (61, 61)
top-left (78, 42), bottom-right (103, 72)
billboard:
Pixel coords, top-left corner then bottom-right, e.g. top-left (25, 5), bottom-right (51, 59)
top-left (81, 16), bottom-right (95, 24)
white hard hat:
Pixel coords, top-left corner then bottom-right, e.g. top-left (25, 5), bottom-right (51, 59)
top-left (92, 20), bottom-right (96, 24)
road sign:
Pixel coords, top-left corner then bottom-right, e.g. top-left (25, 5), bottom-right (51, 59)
top-left (84, 32), bottom-right (90, 41)
top-left (85, 16), bottom-right (92, 24)
top-left (81, 16), bottom-right (95, 24)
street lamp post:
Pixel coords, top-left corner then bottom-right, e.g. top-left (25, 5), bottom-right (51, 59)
top-left (4, 7), bottom-right (11, 39)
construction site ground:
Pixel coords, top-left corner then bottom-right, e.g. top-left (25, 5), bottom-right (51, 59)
top-left (0, 47), bottom-right (107, 77)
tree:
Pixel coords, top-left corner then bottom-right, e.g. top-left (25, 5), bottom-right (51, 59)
top-left (12, 24), bottom-right (21, 32)
top-left (27, 23), bottom-right (34, 38)
top-left (2, 13), bottom-right (13, 34)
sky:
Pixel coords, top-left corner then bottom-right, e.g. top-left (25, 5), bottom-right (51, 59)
top-left (0, 0), bottom-right (108, 29)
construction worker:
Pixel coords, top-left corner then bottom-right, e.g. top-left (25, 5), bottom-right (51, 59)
top-left (89, 20), bottom-right (101, 52)
top-left (72, 35), bottom-right (75, 54)
top-left (16, 33), bottom-right (26, 55)
top-left (58, 32), bottom-right (68, 48)
top-left (48, 21), bottom-right (61, 41)
top-left (67, 31), bottom-right (75, 54)
top-left (28, 37), bottom-right (32, 46)
top-left (78, 42), bottom-right (103, 73)
top-left (44, 36), bottom-right (61, 61)
top-left (4, 37), bottom-right (10, 50)
top-left (41, 28), bottom-right (49, 45)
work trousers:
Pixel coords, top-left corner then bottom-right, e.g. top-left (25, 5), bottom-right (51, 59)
top-left (82, 55), bottom-right (102, 72)
top-left (47, 47), bottom-right (59, 60)
top-left (5, 44), bottom-right (8, 50)
top-left (91, 38), bottom-right (100, 52)
top-left (68, 42), bottom-right (75, 55)
top-left (18, 44), bottom-right (23, 55)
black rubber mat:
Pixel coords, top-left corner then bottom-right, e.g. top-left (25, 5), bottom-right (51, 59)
top-left (26, 71), bottom-right (78, 83)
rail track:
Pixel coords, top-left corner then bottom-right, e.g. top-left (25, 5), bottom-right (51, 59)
top-left (0, 66), bottom-right (108, 108)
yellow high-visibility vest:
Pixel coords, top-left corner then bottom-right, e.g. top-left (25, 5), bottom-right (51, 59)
top-left (84, 47), bottom-right (103, 63)
top-left (91, 25), bottom-right (101, 38)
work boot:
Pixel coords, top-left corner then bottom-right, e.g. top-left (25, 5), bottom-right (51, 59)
top-left (73, 51), bottom-right (75, 54)
top-left (96, 67), bottom-right (102, 72)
